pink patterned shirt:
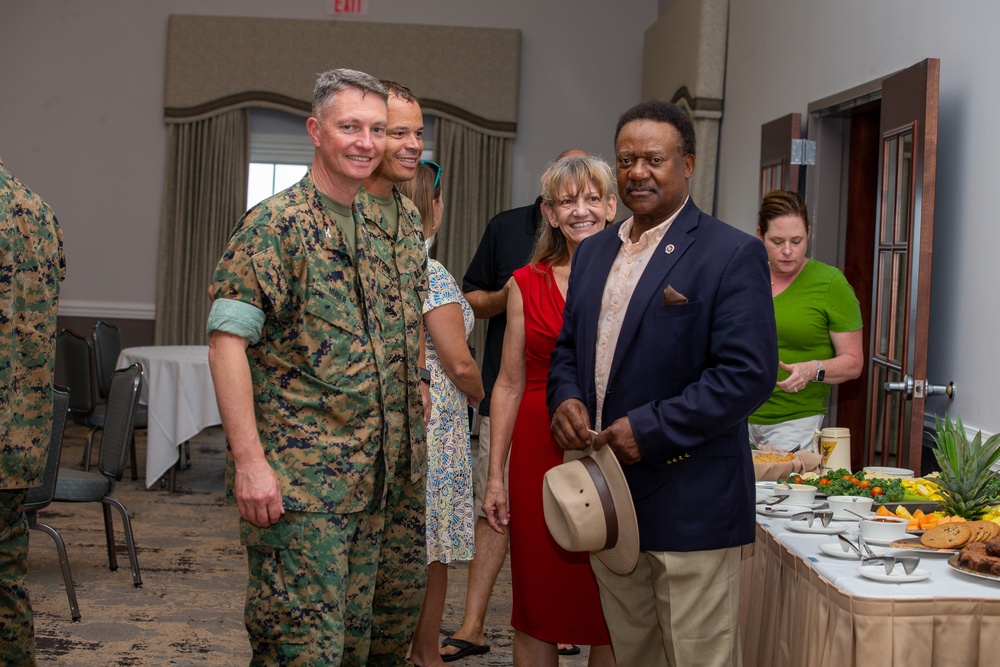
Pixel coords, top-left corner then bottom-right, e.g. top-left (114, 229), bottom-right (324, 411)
top-left (594, 200), bottom-right (687, 429)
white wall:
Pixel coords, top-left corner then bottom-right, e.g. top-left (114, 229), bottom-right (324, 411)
top-left (717, 1), bottom-right (999, 433)
top-left (0, 0), bottom-right (656, 317)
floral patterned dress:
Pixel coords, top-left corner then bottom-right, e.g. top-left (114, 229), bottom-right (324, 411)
top-left (422, 258), bottom-right (476, 563)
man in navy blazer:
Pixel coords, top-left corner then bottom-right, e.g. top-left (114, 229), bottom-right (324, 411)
top-left (548, 101), bottom-right (777, 667)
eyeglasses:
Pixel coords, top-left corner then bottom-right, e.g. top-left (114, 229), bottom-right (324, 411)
top-left (420, 159), bottom-right (442, 189)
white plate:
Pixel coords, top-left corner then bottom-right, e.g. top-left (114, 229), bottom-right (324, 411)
top-left (785, 520), bottom-right (848, 535)
top-left (818, 542), bottom-right (888, 560)
top-left (860, 534), bottom-right (918, 546)
top-left (863, 466), bottom-right (914, 478)
top-left (756, 504), bottom-right (823, 518)
top-left (857, 564), bottom-right (930, 583)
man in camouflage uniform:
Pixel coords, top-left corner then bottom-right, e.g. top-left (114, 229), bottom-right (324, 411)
top-left (356, 80), bottom-right (430, 665)
top-left (1, 156), bottom-right (66, 666)
top-left (207, 69), bottom-right (428, 666)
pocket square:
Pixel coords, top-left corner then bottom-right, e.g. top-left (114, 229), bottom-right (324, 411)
top-left (662, 285), bottom-right (688, 306)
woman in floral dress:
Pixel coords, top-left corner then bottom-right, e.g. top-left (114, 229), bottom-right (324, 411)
top-left (400, 160), bottom-right (484, 667)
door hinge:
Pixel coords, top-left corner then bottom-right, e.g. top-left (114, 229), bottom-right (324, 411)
top-left (790, 139), bottom-right (816, 166)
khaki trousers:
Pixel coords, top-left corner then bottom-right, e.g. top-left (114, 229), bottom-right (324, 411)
top-left (590, 546), bottom-right (743, 667)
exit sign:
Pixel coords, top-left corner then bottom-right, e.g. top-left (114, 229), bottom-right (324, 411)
top-left (329, 0), bottom-right (368, 15)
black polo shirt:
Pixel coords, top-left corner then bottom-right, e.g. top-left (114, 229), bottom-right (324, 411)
top-left (462, 197), bottom-right (543, 416)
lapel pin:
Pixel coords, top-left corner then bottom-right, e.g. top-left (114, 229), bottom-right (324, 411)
top-left (665, 244), bottom-right (675, 254)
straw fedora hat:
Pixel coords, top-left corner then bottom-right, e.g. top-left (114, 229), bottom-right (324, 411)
top-left (542, 445), bottom-right (639, 575)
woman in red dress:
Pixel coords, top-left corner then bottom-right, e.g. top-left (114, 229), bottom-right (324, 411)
top-left (483, 155), bottom-right (618, 666)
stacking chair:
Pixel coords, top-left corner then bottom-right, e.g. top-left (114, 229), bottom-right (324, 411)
top-left (92, 320), bottom-right (146, 480)
top-left (24, 386), bottom-right (81, 621)
top-left (53, 363), bottom-right (144, 588)
top-left (56, 329), bottom-right (104, 460)
top-left (56, 328), bottom-right (139, 480)
top-left (92, 319), bottom-right (123, 401)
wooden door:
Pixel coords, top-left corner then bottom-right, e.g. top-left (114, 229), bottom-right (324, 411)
top-left (864, 59), bottom-right (940, 474)
top-left (759, 113), bottom-right (802, 198)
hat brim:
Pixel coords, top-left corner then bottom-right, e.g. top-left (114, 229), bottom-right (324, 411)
top-left (590, 445), bottom-right (639, 575)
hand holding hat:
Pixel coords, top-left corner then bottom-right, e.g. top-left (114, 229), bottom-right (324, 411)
top-left (542, 442), bottom-right (639, 575)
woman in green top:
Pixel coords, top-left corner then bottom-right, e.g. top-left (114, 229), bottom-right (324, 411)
top-left (749, 190), bottom-right (864, 452)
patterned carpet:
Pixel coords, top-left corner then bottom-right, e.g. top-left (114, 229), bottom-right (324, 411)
top-left (26, 426), bottom-right (591, 666)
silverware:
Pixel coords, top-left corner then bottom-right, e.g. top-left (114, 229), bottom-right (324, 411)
top-left (858, 535), bottom-right (878, 559)
top-left (759, 495), bottom-right (788, 506)
top-left (838, 534), bottom-right (864, 558)
top-left (791, 510), bottom-right (834, 527)
top-left (844, 508), bottom-right (869, 521)
top-left (862, 555), bottom-right (921, 576)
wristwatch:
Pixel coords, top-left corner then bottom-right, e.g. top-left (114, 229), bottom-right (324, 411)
top-left (419, 367), bottom-right (431, 384)
top-left (815, 360), bottom-right (825, 382)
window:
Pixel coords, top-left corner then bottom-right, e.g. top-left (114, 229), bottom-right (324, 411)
top-left (246, 107), bottom-right (437, 209)
top-left (247, 109), bottom-right (313, 209)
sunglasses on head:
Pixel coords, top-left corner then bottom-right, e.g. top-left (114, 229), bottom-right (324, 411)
top-left (420, 160), bottom-right (442, 189)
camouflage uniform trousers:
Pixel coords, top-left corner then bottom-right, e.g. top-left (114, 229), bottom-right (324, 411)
top-left (368, 439), bottom-right (427, 667)
top-left (241, 451), bottom-right (426, 667)
top-left (1, 490), bottom-right (36, 667)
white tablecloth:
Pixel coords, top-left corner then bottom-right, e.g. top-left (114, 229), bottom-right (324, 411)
top-left (742, 513), bottom-right (1000, 666)
top-left (117, 346), bottom-right (221, 488)
top-left (756, 513), bottom-right (1000, 598)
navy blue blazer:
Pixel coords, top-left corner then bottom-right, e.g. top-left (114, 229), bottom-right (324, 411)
top-left (547, 199), bottom-right (778, 552)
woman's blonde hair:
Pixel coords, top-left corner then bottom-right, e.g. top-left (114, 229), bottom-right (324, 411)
top-left (397, 161), bottom-right (441, 241)
top-left (531, 155), bottom-right (616, 267)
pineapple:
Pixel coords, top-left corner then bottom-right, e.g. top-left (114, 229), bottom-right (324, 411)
top-left (931, 414), bottom-right (1000, 519)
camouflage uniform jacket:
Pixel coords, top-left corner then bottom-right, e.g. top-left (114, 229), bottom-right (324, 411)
top-left (354, 187), bottom-right (428, 485)
top-left (210, 174), bottom-right (425, 513)
top-left (1, 158), bottom-right (66, 489)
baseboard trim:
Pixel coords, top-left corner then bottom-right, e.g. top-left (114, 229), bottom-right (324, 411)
top-left (58, 299), bottom-right (156, 320)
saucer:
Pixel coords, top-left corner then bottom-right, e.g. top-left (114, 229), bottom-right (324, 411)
top-left (858, 564), bottom-right (930, 583)
top-left (785, 520), bottom-right (847, 535)
top-left (818, 542), bottom-right (887, 560)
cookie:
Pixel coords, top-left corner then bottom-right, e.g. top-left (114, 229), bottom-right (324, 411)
top-left (968, 520), bottom-right (991, 543)
top-left (970, 520), bottom-right (1000, 542)
top-left (920, 522), bottom-right (972, 549)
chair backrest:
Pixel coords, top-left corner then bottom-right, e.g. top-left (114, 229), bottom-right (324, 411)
top-left (24, 387), bottom-right (71, 511)
top-left (56, 329), bottom-right (96, 416)
top-left (92, 320), bottom-right (122, 401)
top-left (99, 363), bottom-right (143, 485)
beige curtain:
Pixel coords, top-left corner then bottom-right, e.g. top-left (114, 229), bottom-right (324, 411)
top-left (155, 109), bottom-right (248, 345)
top-left (430, 116), bottom-right (513, 364)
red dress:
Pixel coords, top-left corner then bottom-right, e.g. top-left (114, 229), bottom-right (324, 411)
top-left (507, 263), bottom-right (611, 644)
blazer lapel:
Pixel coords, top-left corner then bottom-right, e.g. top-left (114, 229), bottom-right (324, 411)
top-left (607, 203), bottom-right (700, 388)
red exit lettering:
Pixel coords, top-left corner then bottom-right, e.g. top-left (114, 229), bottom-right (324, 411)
top-left (330, 0), bottom-right (368, 15)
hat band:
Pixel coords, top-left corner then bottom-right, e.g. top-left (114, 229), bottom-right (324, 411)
top-left (581, 455), bottom-right (619, 551)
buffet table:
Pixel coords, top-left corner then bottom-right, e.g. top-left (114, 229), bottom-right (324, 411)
top-left (742, 515), bottom-right (1000, 667)
top-left (116, 346), bottom-right (221, 488)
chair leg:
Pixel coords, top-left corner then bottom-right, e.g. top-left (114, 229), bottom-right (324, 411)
top-left (129, 432), bottom-right (138, 481)
top-left (101, 502), bottom-right (118, 572)
top-left (82, 426), bottom-right (99, 471)
top-left (102, 497), bottom-right (142, 588)
top-left (30, 522), bottom-right (82, 621)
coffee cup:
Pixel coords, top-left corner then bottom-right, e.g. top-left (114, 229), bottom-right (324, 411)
top-left (775, 483), bottom-right (817, 506)
top-left (860, 516), bottom-right (909, 542)
top-left (826, 495), bottom-right (874, 520)
top-left (814, 427), bottom-right (851, 471)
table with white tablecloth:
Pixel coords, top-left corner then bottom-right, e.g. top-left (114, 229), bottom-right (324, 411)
top-left (116, 346), bottom-right (221, 488)
top-left (742, 514), bottom-right (1000, 667)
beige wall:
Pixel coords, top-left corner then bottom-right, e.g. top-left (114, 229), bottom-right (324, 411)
top-left (717, 1), bottom-right (1000, 436)
top-left (0, 0), bottom-right (657, 320)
